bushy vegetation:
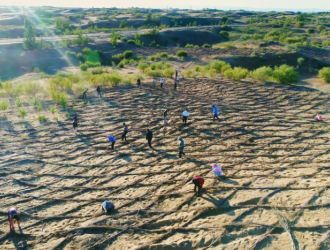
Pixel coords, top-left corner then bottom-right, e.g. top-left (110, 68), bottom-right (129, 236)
top-left (176, 50), bottom-right (188, 57)
top-left (224, 67), bottom-right (249, 81)
top-left (319, 67), bottom-right (330, 83)
top-left (272, 64), bottom-right (299, 84)
top-left (71, 31), bottom-right (90, 46)
top-left (250, 66), bottom-right (273, 81)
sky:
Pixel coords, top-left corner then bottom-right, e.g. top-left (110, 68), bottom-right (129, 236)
top-left (0, 0), bottom-right (330, 12)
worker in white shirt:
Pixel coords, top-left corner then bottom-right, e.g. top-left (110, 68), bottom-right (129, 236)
top-left (182, 108), bottom-right (189, 124)
top-left (160, 78), bottom-right (164, 88)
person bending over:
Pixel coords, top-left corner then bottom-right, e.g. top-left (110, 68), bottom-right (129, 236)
top-left (8, 207), bottom-right (21, 232)
top-left (102, 200), bottom-right (115, 214)
top-left (192, 176), bottom-right (204, 196)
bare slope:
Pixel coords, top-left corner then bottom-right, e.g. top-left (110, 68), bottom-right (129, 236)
top-left (1, 77), bottom-right (330, 249)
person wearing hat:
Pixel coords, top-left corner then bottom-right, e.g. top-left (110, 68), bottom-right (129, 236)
top-left (211, 163), bottom-right (223, 179)
top-left (107, 135), bottom-right (116, 150)
top-left (102, 200), bottom-right (115, 214)
top-left (8, 207), bottom-right (21, 232)
top-left (192, 176), bottom-right (204, 196)
top-left (182, 109), bottom-right (189, 124)
top-left (178, 136), bottom-right (185, 158)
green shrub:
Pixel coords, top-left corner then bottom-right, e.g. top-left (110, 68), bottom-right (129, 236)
top-left (295, 22), bottom-right (304, 28)
top-left (210, 60), bottom-right (227, 73)
top-left (202, 44), bottom-right (210, 48)
top-left (118, 62), bottom-right (124, 68)
top-left (306, 28), bottom-right (315, 34)
top-left (164, 63), bottom-right (171, 68)
top-left (18, 107), bottom-right (27, 118)
top-left (37, 115), bottom-right (47, 122)
top-left (150, 64), bottom-right (156, 70)
top-left (144, 68), bottom-right (162, 77)
top-left (0, 100), bottom-right (9, 110)
top-left (185, 43), bottom-right (194, 48)
top-left (80, 63), bottom-right (88, 71)
top-left (272, 64), bottom-right (299, 84)
top-left (208, 69), bottom-right (217, 79)
top-left (163, 68), bottom-right (175, 78)
top-left (91, 67), bottom-right (104, 74)
top-left (23, 81), bottom-right (41, 96)
top-left (213, 42), bottom-right (236, 49)
top-left (65, 51), bottom-right (77, 59)
top-left (138, 62), bottom-right (148, 71)
top-left (49, 88), bottom-right (68, 108)
top-left (15, 97), bottom-right (23, 107)
top-left (85, 61), bottom-right (101, 68)
top-left (111, 53), bottom-right (124, 63)
top-left (322, 40), bottom-right (330, 46)
top-left (149, 41), bottom-right (157, 47)
top-left (30, 97), bottom-right (40, 106)
top-left (37, 103), bottom-right (43, 111)
top-left (156, 62), bottom-right (163, 70)
top-left (121, 37), bottom-right (128, 42)
top-left (297, 57), bottom-right (305, 66)
top-left (50, 105), bottom-right (56, 114)
top-left (250, 66), bottom-right (273, 81)
top-left (220, 63), bottom-right (232, 74)
top-left (160, 52), bottom-right (168, 57)
top-left (34, 67), bottom-right (41, 73)
top-left (319, 67), bottom-right (330, 83)
top-left (176, 50), bottom-right (188, 57)
top-left (224, 67), bottom-right (249, 81)
top-left (317, 25), bottom-right (326, 33)
top-left (219, 30), bottom-right (229, 39)
top-left (127, 40), bottom-right (135, 44)
top-left (76, 52), bottom-right (84, 61)
top-left (123, 50), bottom-right (133, 59)
top-left (183, 69), bottom-right (193, 78)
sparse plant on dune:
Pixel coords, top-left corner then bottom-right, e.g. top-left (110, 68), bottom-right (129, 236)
top-left (0, 100), bottom-right (9, 110)
top-left (18, 107), bottom-right (27, 118)
top-left (37, 115), bottom-right (47, 122)
top-left (30, 97), bottom-right (41, 106)
top-left (15, 97), bottom-right (23, 107)
top-left (50, 105), bottom-right (56, 114)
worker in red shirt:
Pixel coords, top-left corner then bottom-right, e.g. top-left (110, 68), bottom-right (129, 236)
top-left (192, 176), bottom-right (204, 196)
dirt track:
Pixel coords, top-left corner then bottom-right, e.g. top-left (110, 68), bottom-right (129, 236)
top-left (1, 77), bottom-right (330, 249)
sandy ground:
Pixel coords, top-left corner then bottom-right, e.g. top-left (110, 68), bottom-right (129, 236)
top-left (1, 75), bottom-right (330, 249)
